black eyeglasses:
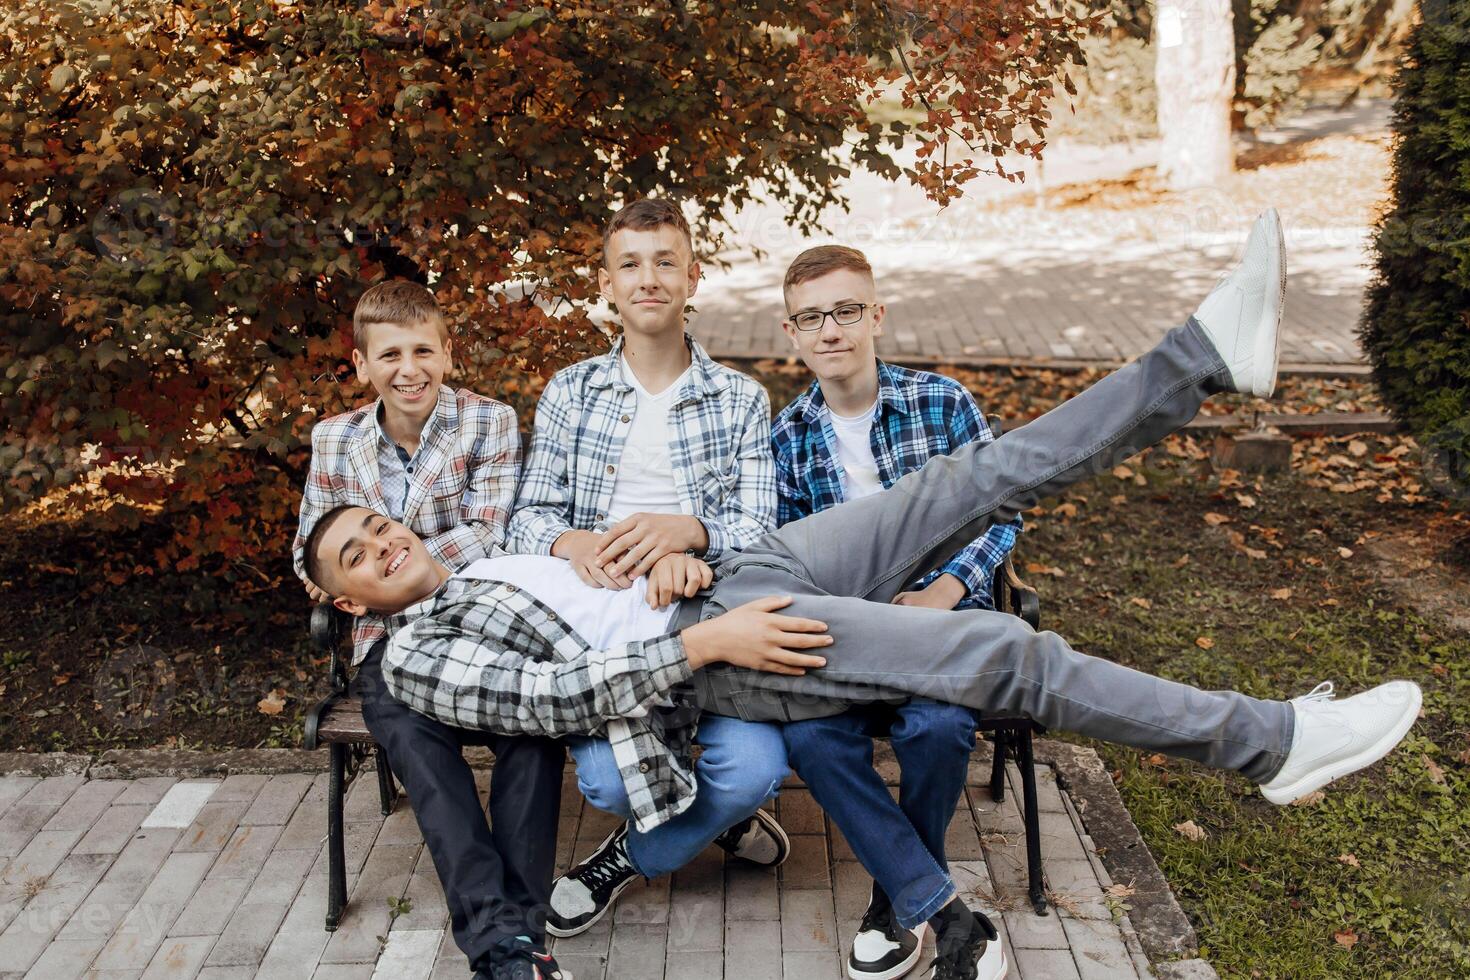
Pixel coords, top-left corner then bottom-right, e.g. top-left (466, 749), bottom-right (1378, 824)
top-left (787, 303), bottom-right (870, 332)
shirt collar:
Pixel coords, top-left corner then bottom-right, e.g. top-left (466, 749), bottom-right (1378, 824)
top-left (369, 385), bottom-right (457, 452)
top-left (382, 572), bottom-right (455, 635)
top-left (797, 359), bottom-right (911, 423)
top-left (588, 334), bottom-right (728, 403)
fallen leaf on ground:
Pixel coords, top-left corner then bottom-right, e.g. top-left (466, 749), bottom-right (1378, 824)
top-left (1195, 637), bottom-right (1215, 650)
top-left (1235, 493), bottom-right (1257, 508)
top-left (1423, 754), bottom-right (1447, 785)
top-left (1203, 512), bottom-right (1231, 526)
top-left (1112, 465), bottom-right (1134, 480)
top-left (1104, 883), bottom-right (1137, 899)
top-left (1292, 790), bottom-right (1326, 807)
top-left (1334, 929), bottom-right (1359, 950)
top-left (1129, 597), bottom-right (1152, 609)
top-left (257, 689), bottom-right (287, 716)
top-left (1270, 587), bottom-right (1292, 600)
top-left (1348, 440), bottom-right (1368, 457)
top-left (1025, 562), bottom-right (1066, 578)
top-left (1337, 853), bottom-right (1360, 868)
top-left (1338, 547), bottom-right (1354, 558)
top-left (1173, 820), bottom-right (1207, 842)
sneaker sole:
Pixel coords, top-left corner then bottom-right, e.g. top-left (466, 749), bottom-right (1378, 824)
top-left (738, 807), bottom-right (792, 868)
top-left (1260, 683), bottom-right (1423, 805)
top-left (847, 923), bottom-right (928, 980)
top-left (545, 828), bottom-right (639, 939)
top-left (1251, 207), bottom-right (1286, 398)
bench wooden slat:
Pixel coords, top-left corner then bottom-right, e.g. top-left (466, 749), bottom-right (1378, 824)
top-left (316, 698), bottom-right (373, 741)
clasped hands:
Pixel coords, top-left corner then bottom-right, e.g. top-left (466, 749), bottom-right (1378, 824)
top-left (553, 512), bottom-right (712, 609)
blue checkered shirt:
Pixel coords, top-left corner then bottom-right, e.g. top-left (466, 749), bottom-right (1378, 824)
top-left (771, 362), bottom-right (1021, 609)
top-left (507, 334), bottom-right (776, 562)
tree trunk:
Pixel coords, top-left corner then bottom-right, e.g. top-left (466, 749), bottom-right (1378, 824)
top-left (1154, 0), bottom-right (1236, 190)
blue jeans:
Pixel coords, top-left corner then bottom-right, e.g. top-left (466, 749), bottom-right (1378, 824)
top-left (569, 714), bottom-right (789, 879)
top-left (784, 698), bottom-right (978, 930)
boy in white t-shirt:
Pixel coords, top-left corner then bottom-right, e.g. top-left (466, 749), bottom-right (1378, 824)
top-left (506, 199), bottom-right (791, 937)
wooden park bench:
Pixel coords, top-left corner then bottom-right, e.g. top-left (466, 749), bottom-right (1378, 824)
top-left (301, 558), bottom-right (1050, 930)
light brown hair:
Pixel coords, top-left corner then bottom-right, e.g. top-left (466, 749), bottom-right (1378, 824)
top-left (783, 245), bottom-right (875, 308)
top-left (352, 280), bottom-right (448, 351)
top-left (602, 199), bottom-right (694, 266)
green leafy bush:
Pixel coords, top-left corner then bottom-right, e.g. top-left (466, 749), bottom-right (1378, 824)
top-left (1362, 2), bottom-right (1470, 494)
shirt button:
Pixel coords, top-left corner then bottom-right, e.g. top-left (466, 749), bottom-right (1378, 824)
top-left (596, 514), bottom-right (605, 522)
top-left (606, 464), bottom-right (616, 475)
top-left (621, 415), bottom-right (631, 423)
top-left (638, 762), bottom-right (651, 773)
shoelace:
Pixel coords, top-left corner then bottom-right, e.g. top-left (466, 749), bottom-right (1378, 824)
top-left (1295, 680), bottom-right (1336, 704)
top-left (857, 899), bottom-right (900, 942)
top-left (575, 834), bottom-right (634, 895)
top-left (713, 816), bottom-right (752, 851)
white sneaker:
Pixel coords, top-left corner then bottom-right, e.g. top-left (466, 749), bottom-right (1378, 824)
top-left (1259, 680), bottom-right (1422, 805)
top-left (848, 886), bottom-right (927, 980)
top-left (1192, 208), bottom-right (1287, 397)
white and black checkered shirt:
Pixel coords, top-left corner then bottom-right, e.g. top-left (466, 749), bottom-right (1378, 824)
top-left (381, 574), bottom-right (701, 832)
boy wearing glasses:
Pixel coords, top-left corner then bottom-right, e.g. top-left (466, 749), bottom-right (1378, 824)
top-left (770, 245), bottom-right (1023, 979)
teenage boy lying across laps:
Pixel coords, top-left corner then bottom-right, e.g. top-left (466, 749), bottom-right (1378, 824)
top-left (304, 212), bottom-right (1422, 980)
top-left (290, 282), bottom-right (563, 980)
top-left (770, 244), bottom-right (1026, 980)
top-left (505, 199), bottom-right (794, 936)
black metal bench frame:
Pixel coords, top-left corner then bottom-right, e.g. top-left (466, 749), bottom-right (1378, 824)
top-left (302, 605), bottom-right (398, 931)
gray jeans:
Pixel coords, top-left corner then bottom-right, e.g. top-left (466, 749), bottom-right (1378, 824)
top-left (685, 318), bottom-right (1293, 782)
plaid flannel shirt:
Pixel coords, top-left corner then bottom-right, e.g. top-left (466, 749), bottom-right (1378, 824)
top-left (382, 575), bottom-right (699, 832)
top-left (771, 361), bottom-right (1021, 609)
top-left (507, 334), bottom-right (776, 562)
top-left (292, 385), bottom-right (521, 664)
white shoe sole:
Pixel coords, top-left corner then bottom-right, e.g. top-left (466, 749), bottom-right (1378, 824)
top-left (1251, 207), bottom-right (1286, 398)
top-left (1260, 683), bottom-right (1423, 805)
top-left (847, 923), bottom-right (928, 980)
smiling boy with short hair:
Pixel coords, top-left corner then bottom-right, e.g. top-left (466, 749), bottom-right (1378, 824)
top-left (292, 280), bottom-right (564, 980)
top-left (506, 198), bottom-right (793, 939)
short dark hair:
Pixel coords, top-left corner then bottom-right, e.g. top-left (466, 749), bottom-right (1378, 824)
top-left (783, 245), bottom-right (875, 308)
top-left (303, 504), bottom-right (372, 595)
top-left (602, 198), bottom-right (694, 266)
top-left (352, 280), bottom-right (448, 352)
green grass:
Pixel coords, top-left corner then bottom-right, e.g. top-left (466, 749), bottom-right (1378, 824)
top-left (1021, 462), bottom-right (1470, 978)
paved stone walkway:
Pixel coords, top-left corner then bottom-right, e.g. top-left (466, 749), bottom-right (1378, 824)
top-left (682, 100), bottom-right (1388, 372)
top-left (0, 747), bottom-right (1212, 980)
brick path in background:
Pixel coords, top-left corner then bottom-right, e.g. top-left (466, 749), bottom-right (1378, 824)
top-left (0, 744), bottom-right (1214, 980)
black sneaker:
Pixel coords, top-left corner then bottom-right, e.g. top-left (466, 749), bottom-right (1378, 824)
top-left (712, 807), bottom-right (791, 867)
top-left (928, 903), bottom-right (1006, 980)
top-left (848, 884), bottom-right (926, 980)
top-left (477, 937), bottom-right (571, 980)
top-left (545, 824), bottom-right (642, 938)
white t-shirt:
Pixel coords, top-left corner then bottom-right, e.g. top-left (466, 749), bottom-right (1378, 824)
top-left (827, 401), bottom-right (884, 499)
top-left (458, 555), bottom-right (679, 647)
top-left (605, 356), bottom-right (689, 524)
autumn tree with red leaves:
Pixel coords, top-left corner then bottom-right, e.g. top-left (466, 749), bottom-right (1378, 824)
top-left (0, 0), bottom-right (1095, 580)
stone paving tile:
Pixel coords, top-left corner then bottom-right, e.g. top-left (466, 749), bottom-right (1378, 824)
top-left (208, 823), bottom-right (283, 879)
top-left (74, 805), bottom-right (153, 856)
top-left (724, 918), bottom-right (781, 980)
top-left (142, 783), bottom-right (220, 831)
top-left (21, 936), bottom-right (106, 980)
top-left (203, 901), bottom-right (289, 969)
top-left (368, 927), bottom-right (442, 980)
top-left (113, 779), bottom-right (178, 808)
top-left (241, 773), bottom-right (315, 826)
top-left (318, 843), bottom-right (419, 965)
top-left (139, 935), bottom-right (215, 979)
top-left (171, 800), bottom-right (247, 853)
top-left (41, 780), bottom-right (125, 833)
top-left (167, 874), bottom-right (252, 938)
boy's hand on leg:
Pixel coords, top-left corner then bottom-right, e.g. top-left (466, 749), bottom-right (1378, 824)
top-left (891, 573), bottom-right (966, 611)
top-left (598, 513), bottom-right (709, 580)
top-left (646, 554), bottom-right (713, 609)
top-left (682, 596), bottom-right (833, 674)
top-left (553, 529), bottom-right (632, 590)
